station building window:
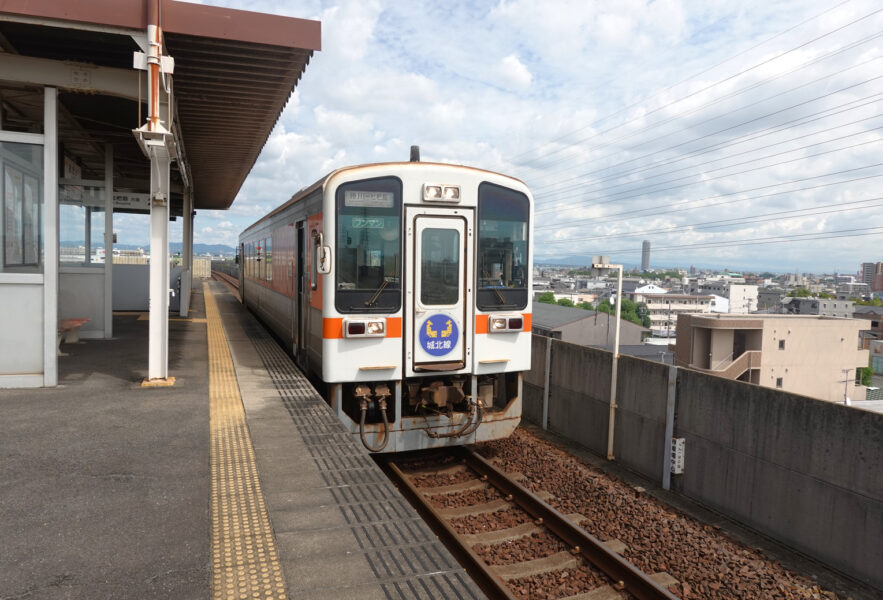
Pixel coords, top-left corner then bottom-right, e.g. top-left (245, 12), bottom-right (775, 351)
top-left (59, 182), bottom-right (104, 267)
top-left (1, 141), bottom-right (44, 273)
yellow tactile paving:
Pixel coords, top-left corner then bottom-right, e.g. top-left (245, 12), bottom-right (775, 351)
top-left (203, 282), bottom-right (287, 600)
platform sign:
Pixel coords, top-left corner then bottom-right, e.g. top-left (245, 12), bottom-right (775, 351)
top-left (419, 313), bottom-right (459, 357)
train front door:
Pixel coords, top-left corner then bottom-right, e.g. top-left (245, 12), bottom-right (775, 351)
top-left (404, 206), bottom-right (473, 376)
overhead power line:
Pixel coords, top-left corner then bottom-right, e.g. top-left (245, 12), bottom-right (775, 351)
top-left (531, 91), bottom-right (883, 199)
top-left (535, 164), bottom-right (883, 229)
top-left (527, 31), bottom-right (883, 187)
top-left (534, 76), bottom-right (883, 215)
top-left (535, 132), bottom-right (883, 213)
top-left (539, 226), bottom-right (883, 257)
top-left (538, 196), bottom-right (883, 244)
top-left (512, 4), bottom-right (882, 169)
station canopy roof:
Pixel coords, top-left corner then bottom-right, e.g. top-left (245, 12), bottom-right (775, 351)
top-left (0, 0), bottom-right (321, 213)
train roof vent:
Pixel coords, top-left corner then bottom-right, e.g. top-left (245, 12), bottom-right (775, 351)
top-left (410, 145), bottom-right (420, 162)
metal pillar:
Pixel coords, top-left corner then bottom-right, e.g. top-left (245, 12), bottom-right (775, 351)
top-left (42, 87), bottom-right (58, 386)
top-left (179, 189), bottom-right (192, 317)
top-left (148, 149), bottom-right (171, 380)
top-left (104, 144), bottom-right (113, 338)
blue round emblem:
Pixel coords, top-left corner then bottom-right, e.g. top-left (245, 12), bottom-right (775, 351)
top-left (419, 314), bottom-right (459, 356)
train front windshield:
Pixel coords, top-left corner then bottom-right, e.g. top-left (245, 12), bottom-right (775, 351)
top-left (477, 183), bottom-right (529, 310)
top-left (335, 177), bottom-right (402, 313)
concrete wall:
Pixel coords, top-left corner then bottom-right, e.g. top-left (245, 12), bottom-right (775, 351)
top-left (0, 279), bottom-right (43, 374)
top-left (112, 264), bottom-right (184, 312)
top-left (526, 335), bottom-right (883, 591)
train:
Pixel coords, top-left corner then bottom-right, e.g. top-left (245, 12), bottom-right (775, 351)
top-left (238, 153), bottom-right (533, 452)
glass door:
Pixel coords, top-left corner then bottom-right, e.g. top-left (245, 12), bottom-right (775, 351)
top-left (406, 208), bottom-right (472, 374)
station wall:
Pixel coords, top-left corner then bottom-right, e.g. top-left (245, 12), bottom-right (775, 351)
top-left (524, 336), bottom-right (883, 591)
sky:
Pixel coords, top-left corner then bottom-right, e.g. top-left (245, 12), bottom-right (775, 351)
top-left (168, 0), bottom-right (882, 274)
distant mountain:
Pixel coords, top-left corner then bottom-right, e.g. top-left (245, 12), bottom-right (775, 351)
top-left (60, 241), bottom-right (236, 255)
top-left (172, 242), bottom-right (236, 255)
top-left (535, 255), bottom-right (600, 267)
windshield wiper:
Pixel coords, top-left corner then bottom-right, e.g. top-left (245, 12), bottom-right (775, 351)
top-left (364, 279), bottom-right (390, 307)
top-left (481, 268), bottom-right (508, 305)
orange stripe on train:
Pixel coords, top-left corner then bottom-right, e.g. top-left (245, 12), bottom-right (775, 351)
top-left (475, 313), bottom-right (531, 334)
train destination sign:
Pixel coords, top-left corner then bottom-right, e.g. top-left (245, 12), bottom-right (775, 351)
top-left (344, 190), bottom-right (394, 208)
top-left (419, 313), bottom-right (459, 356)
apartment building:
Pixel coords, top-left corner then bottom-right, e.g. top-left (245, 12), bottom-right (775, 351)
top-left (683, 281), bottom-right (758, 313)
top-left (633, 292), bottom-right (713, 337)
top-left (784, 297), bottom-right (855, 318)
top-left (673, 314), bottom-right (869, 403)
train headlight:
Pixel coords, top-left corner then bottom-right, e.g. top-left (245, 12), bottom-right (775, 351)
top-left (344, 318), bottom-right (387, 338)
top-left (443, 185), bottom-right (460, 200)
top-left (424, 183), bottom-right (461, 202)
top-left (424, 185), bottom-right (442, 200)
top-left (489, 314), bottom-right (524, 333)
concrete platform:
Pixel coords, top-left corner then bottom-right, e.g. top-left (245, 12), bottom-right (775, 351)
top-left (0, 291), bottom-right (211, 598)
top-left (0, 281), bottom-right (484, 600)
top-left (213, 281), bottom-right (484, 600)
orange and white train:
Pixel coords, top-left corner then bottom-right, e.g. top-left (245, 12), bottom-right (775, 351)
top-left (239, 156), bottom-right (533, 452)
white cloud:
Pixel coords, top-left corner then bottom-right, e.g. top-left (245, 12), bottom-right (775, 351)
top-left (498, 55), bottom-right (533, 90)
top-left (189, 0), bottom-right (883, 270)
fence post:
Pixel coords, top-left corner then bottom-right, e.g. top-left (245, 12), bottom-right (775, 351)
top-left (542, 336), bottom-right (552, 430)
top-left (662, 365), bottom-right (677, 490)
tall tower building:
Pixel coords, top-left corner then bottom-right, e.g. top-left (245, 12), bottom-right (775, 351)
top-left (860, 262), bottom-right (883, 285)
top-left (641, 240), bottom-right (651, 271)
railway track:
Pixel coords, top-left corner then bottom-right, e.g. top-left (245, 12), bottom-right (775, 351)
top-left (381, 447), bottom-right (681, 600)
top-left (211, 270), bottom-right (240, 300)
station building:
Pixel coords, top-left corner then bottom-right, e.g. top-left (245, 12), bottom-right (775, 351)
top-left (0, 0), bottom-right (320, 387)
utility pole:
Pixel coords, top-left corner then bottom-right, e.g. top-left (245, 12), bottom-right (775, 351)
top-left (842, 368), bottom-right (851, 405)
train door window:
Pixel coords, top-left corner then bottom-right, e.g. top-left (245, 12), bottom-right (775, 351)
top-left (310, 230), bottom-right (318, 290)
top-left (266, 235), bottom-right (273, 282)
top-left (334, 176), bottom-right (402, 313)
top-left (477, 182), bottom-right (529, 310)
top-left (420, 228), bottom-right (460, 305)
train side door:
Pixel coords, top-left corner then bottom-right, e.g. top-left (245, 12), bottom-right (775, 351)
top-left (295, 221), bottom-right (306, 363)
top-left (404, 206), bottom-right (473, 376)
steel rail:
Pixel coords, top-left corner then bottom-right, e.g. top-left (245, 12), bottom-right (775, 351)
top-left (453, 446), bottom-right (679, 600)
top-left (379, 457), bottom-right (520, 600)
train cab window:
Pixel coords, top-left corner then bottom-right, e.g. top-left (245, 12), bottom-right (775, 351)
top-left (335, 177), bottom-right (402, 313)
top-left (477, 183), bottom-right (529, 310)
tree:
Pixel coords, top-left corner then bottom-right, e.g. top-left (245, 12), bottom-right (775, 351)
top-left (557, 298), bottom-right (574, 307)
top-left (787, 288), bottom-right (812, 297)
top-left (855, 297), bottom-right (883, 306)
top-left (595, 298), bottom-right (650, 328)
top-left (537, 291), bottom-right (556, 304)
top-left (857, 366), bottom-right (873, 387)
top-left (576, 301), bottom-right (594, 311)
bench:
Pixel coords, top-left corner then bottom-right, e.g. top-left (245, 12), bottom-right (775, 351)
top-left (58, 318), bottom-right (90, 356)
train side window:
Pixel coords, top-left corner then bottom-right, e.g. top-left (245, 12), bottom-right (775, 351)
top-left (477, 182), bottom-right (529, 310)
top-left (265, 237), bottom-right (273, 282)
